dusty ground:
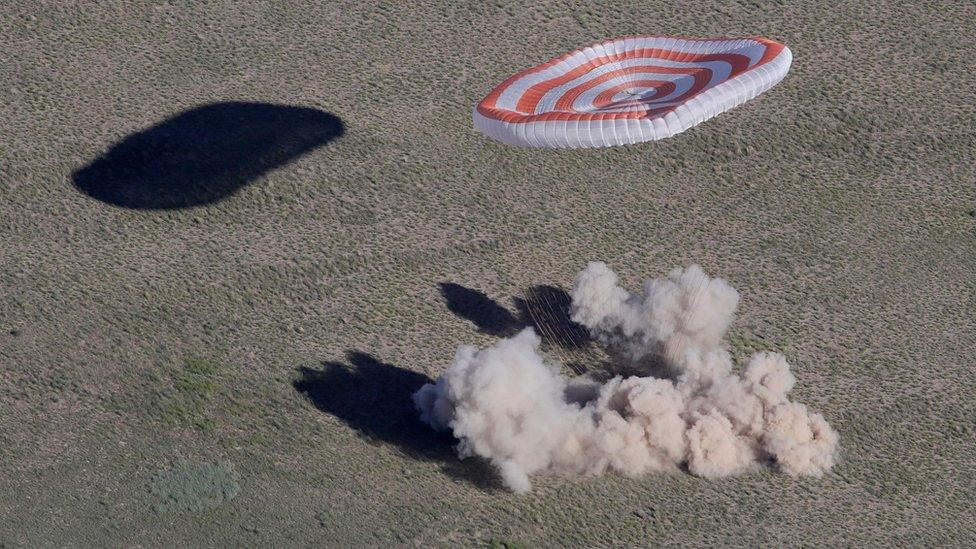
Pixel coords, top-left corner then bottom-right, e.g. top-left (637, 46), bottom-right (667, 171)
top-left (1, 1), bottom-right (974, 546)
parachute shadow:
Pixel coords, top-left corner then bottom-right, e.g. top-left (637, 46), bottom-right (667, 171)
top-left (73, 102), bottom-right (344, 209)
top-left (293, 351), bottom-right (500, 490)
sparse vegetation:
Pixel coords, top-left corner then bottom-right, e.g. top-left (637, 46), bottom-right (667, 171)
top-left (155, 356), bottom-right (225, 431)
top-left (489, 539), bottom-right (528, 549)
top-left (1, 0), bottom-right (974, 546)
top-left (150, 461), bottom-right (241, 513)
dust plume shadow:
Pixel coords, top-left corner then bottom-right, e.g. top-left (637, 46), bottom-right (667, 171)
top-left (440, 282), bottom-right (592, 354)
top-left (438, 283), bottom-right (523, 337)
top-left (73, 101), bottom-right (344, 209)
top-left (293, 351), bottom-right (499, 490)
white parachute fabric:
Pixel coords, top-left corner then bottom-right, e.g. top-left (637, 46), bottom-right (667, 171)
top-left (473, 36), bottom-right (792, 148)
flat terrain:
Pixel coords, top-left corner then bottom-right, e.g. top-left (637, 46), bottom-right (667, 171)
top-left (1, 1), bottom-right (974, 546)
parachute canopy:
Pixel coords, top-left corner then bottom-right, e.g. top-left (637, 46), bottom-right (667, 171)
top-left (473, 36), bottom-right (792, 148)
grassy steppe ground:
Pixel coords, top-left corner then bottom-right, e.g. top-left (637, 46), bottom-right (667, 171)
top-left (1, 1), bottom-right (974, 546)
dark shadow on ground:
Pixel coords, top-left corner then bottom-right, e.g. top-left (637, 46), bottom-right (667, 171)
top-left (439, 282), bottom-right (675, 381)
top-left (73, 102), bottom-right (344, 209)
top-left (514, 285), bottom-right (593, 353)
top-left (440, 282), bottom-right (595, 373)
top-left (293, 351), bottom-right (499, 490)
top-left (438, 283), bottom-right (523, 338)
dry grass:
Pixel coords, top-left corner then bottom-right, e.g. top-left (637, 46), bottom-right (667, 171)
top-left (1, 0), bottom-right (974, 546)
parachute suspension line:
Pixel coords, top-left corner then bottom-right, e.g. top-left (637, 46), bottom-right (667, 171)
top-left (522, 288), bottom-right (565, 365)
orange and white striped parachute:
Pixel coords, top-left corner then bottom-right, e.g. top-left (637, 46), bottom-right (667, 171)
top-left (473, 36), bottom-right (792, 148)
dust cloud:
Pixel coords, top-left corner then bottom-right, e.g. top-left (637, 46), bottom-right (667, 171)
top-left (414, 263), bottom-right (838, 492)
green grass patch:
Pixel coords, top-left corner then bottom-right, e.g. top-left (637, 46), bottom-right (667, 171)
top-left (155, 356), bottom-right (225, 431)
top-left (150, 460), bottom-right (240, 513)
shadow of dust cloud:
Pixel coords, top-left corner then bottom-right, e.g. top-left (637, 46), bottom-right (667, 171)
top-left (439, 282), bottom-right (593, 352)
top-left (294, 352), bottom-right (443, 459)
top-left (293, 351), bottom-right (501, 490)
top-left (73, 102), bottom-right (344, 209)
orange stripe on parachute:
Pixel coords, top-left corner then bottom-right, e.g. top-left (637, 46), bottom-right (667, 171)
top-left (476, 36), bottom-right (786, 124)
